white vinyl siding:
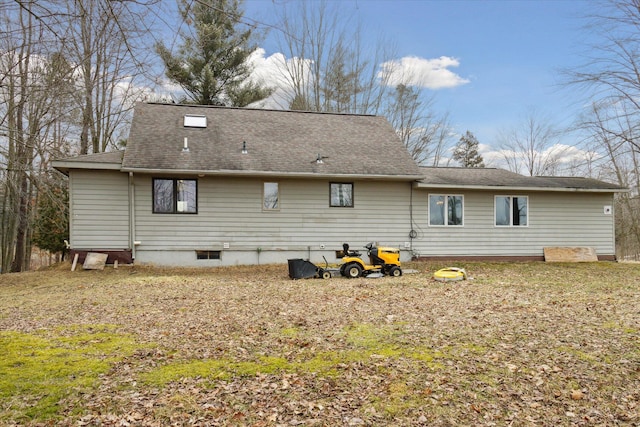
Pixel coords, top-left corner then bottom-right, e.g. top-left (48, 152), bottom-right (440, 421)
top-left (66, 170), bottom-right (618, 264)
top-left (412, 190), bottom-right (615, 257)
top-left (69, 170), bottom-right (129, 249)
top-left (132, 176), bottom-right (412, 252)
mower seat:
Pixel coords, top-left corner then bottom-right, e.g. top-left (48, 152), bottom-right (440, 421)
top-left (342, 243), bottom-right (360, 257)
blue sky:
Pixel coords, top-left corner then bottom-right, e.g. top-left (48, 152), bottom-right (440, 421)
top-left (240, 0), bottom-right (599, 160)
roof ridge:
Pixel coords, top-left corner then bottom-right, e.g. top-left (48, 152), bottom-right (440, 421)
top-left (419, 166), bottom-right (502, 170)
top-left (140, 102), bottom-right (378, 118)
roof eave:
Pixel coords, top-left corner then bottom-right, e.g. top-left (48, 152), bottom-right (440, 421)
top-left (51, 160), bottom-right (123, 175)
top-left (121, 167), bottom-right (423, 181)
top-left (414, 182), bottom-right (628, 193)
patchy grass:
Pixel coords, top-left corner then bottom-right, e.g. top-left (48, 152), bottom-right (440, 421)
top-left (0, 261), bottom-right (638, 425)
top-left (0, 325), bottom-right (142, 422)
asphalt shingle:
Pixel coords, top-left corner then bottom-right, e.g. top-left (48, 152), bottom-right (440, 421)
top-left (122, 103), bottom-right (423, 179)
top-left (419, 167), bottom-right (625, 191)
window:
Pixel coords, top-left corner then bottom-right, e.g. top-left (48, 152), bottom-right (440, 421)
top-left (263, 182), bottom-right (279, 210)
top-left (495, 196), bottom-right (528, 226)
top-left (153, 178), bottom-right (197, 214)
top-left (330, 182), bottom-right (353, 207)
top-left (196, 250), bottom-right (220, 260)
top-left (429, 194), bottom-right (463, 226)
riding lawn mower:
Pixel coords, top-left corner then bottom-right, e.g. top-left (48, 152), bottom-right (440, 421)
top-left (340, 242), bottom-right (402, 278)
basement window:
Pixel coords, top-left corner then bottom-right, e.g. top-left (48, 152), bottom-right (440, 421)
top-left (196, 250), bottom-right (221, 260)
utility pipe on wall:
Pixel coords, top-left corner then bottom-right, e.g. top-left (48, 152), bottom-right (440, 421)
top-left (129, 172), bottom-right (137, 260)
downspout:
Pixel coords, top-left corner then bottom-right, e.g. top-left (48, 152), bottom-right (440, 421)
top-left (611, 194), bottom-right (617, 261)
top-left (129, 172), bottom-right (136, 261)
top-left (408, 181), bottom-right (417, 256)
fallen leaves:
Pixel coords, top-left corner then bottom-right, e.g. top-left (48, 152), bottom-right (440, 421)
top-left (0, 262), bottom-right (638, 425)
top-left (571, 389), bottom-right (585, 400)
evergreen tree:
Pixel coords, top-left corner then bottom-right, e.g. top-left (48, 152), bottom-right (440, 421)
top-left (32, 178), bottom-right (69, 260)
top-left (156, 0), bottom-right (272, 106)
top-left (453, 131), bottom-right (485, 168)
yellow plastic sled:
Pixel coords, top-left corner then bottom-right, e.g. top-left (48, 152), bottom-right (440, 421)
top-left (433, 267), bottom-right (467, 282)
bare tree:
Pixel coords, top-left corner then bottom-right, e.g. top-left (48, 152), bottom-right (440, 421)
top-left (569, 1), bottom-right (640, 151)
top-left (385, 84), bottom-right (455, 166)
top-left (273, 0), bottom-right (392, 115)
top-left (272, 1), bottom-right (453, 164)
top-left (580, 101), bottom-right (640, 259)
top-left (0, 2), bottom-right (75, 272)
top-left (0, 0), bottom-right (159, 271)
top-left (61, 0), bottom-right (158, 154)
top-left (563, 0), bottom-right (640, 258)
top-left (498, 109), bottom-right (568, 176)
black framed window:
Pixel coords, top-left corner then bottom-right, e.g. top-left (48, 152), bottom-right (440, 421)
top-left (495, 195), bottom-right (528, 226)
top-left (153, 178), bottom-right (197, 214)
top-left (330, 182), bottom-right (353, 207)
top-left (196, 250), bottom-right (220, 260)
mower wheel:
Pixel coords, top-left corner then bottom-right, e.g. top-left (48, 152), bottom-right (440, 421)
top-left (388, 266), bottom-right (402, 277)
top-left (345, 263), bottom-right (363, 278)
top-left (321, 270), bottom-right (332, 279)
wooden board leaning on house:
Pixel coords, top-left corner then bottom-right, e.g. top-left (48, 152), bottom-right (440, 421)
top-left (83, 252), bottom-right (109, 270)
top-left (544, 247), bottom-right (598, 262)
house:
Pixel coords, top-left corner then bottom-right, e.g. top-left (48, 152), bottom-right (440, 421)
top-left (52, 102), bottom-right (626, 266)
top-left (412, 167), bottom-right (625, 261)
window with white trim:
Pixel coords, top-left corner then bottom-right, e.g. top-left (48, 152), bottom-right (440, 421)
top-left (263, 182), bottom-right (279, 210)
top-left (429, 194), bottom-right (464, 226)
top-left (495, 195), bottom-right (528, 226)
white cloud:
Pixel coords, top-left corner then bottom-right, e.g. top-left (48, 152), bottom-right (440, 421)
top-left (542, 143), bottom-right (599, 164)
top-left (479, 142), bottom-right (603, 175)
top-left (379, 56), bottom-right (470, 89)
top-left (152, 49), bottom-right (470, 107)
top-left (247, 50), bottom-right (472, 109)
top-left (246, 48), bottom-right (305, 109)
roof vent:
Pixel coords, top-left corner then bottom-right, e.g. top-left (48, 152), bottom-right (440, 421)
top-left (184, 114), bottom-right (207, 128)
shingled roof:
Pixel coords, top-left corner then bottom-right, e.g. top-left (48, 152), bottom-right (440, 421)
top-left (416, 167), bottom-right (626, 192)
top-left (52, 150), bottom-right (124, 175)
top-left (121, 102), bottom-right (423, 180)
top-left (51, 103), bottom-right (627, 194)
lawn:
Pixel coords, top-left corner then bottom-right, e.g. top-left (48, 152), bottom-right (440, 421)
top-left (0, 261), bottom-right (638, 426)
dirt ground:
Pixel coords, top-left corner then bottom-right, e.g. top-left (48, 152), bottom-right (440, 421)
top-left (0, 261), bottom-right (638, 426)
